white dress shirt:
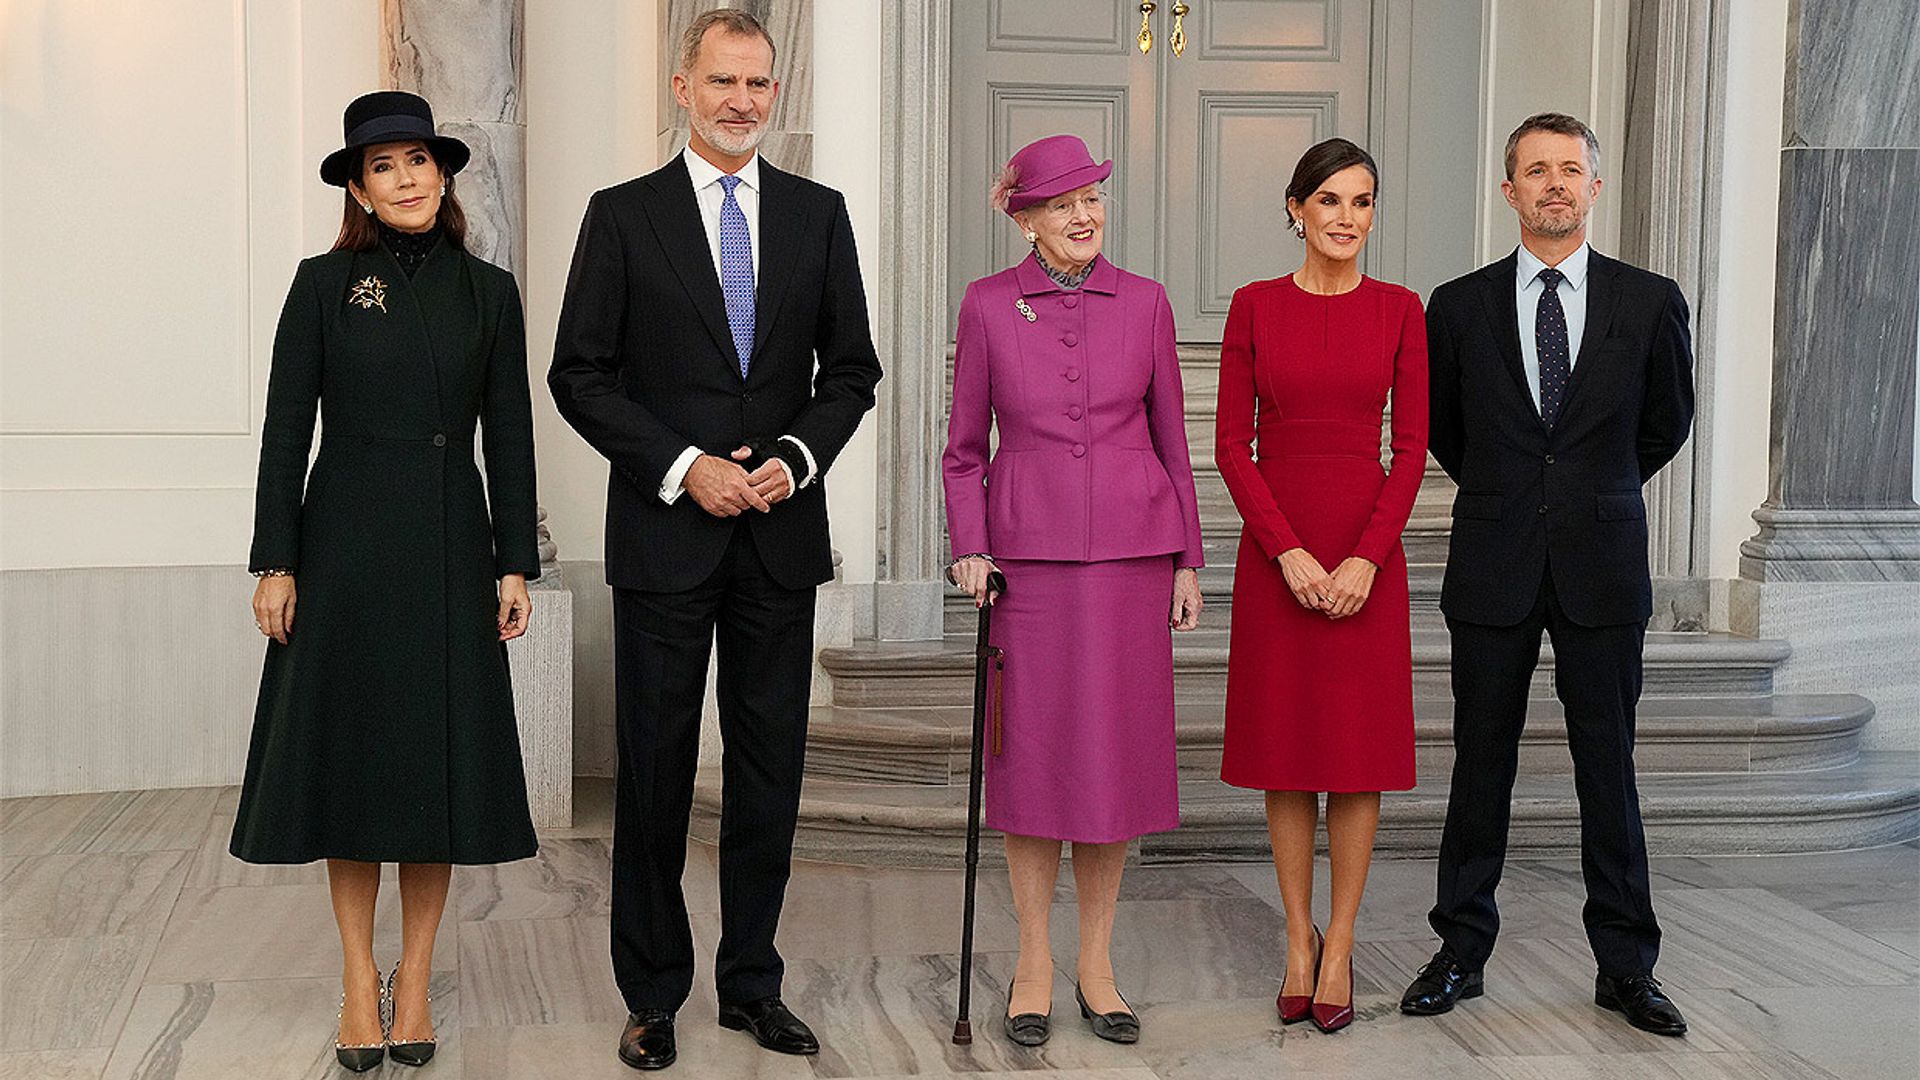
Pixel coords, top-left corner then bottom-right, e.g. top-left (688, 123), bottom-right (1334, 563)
top-left (1515, 241), bottom-right (1592, 413)
top-left (659, 146), bottom-right (816, 504)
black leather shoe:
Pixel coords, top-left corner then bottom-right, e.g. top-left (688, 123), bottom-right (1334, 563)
top-left (1399, 948), bottom-right (1484, 1015)
top-left (718, 997), bottom-right (820, 1056)
top-left (1003, 978), bottom-right (1051, 1046)
top-left (1595, 973), bottom-right (1688, 1037)
top-left (618, 1010), bottom-right (677, 1070)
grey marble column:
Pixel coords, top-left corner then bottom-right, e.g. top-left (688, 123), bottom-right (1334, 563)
top-left (1618, 0), bottom-right (1724, 583)
top-left (1738, 0), bottom-right (1920, 583)
top-left (658, 0), bottom-right (814, 174)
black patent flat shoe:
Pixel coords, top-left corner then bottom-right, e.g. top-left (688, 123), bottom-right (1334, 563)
top-left (1002, 978), bottom-right (1051, 1046)
top-left (1074, 982), bottom-right (1139, 1044)
top-left (618, 1009), bottom-right (677, 1070)
top-left (1596, 973), bottom-right (1688, 1037)
top-left (718, 996), bottom-right (819, 1056)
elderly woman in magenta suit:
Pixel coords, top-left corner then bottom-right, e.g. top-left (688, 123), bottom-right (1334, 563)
top-left (942, 134), bottom-right (1206, 1048)
top-left (234, 91), bottom-right (539, 1072)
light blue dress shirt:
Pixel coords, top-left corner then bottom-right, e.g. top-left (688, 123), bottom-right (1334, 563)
top-left (1515, 242), bottom-right (1591, 413)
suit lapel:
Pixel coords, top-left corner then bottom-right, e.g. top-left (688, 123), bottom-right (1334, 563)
top-left (1475, 253), bottom-right (1537, 418)
top-left (749, 163), bottom-right (804, 378)
top-left (1556, 250), bottom-right (1619, 422)
top-left (638, 156), bottom-right (737, 367)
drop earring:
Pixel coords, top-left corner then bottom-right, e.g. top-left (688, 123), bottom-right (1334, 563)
top-left (439, 185), bottom-right (446, 196)
top-left (362, 203), bottom-right (374, 215)
top-left (1292, 220), bottom-right (1306, 239)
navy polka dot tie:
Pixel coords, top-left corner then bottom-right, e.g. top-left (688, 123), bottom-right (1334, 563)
top-left (1536, 266), bottom-right (1569, 428)
top-left (718, 174), bottom-right (755, 379)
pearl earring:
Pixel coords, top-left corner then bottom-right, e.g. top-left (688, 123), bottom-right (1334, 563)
top-left (439, 185), bottom-right (446, 196)
top-left (1024, 230), bottom-right (1037, 244)
top-left (1292, 221), bottom-right (1306, 239)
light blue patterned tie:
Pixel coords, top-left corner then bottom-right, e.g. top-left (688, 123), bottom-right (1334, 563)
top-left (718, 174), bottom-right (755, 378)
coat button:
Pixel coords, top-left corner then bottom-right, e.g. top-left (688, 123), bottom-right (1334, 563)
top-left (1062, 332), bottom-right (1078, 347)
top-left (1544, 453), bottom-right (1556, 465)
top-left (1071, 444), bottom-right (1086, 458)
top-left (1068, 405), bottom-right (1083, 421)
top-left (1063, 295), bottom-right (1079, 308)
top-left (432, 433), bottom-right (447, 447)
top-left (1065, 367), bottom-right (1080, 382)
top-left (1537, 504), bottom-right (1549, 515)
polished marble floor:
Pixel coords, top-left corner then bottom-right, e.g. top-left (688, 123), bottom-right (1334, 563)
top-left (2, 779), bottom-right (1916, 1079)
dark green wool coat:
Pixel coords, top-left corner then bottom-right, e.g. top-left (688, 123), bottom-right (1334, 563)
top-left (230, 239), bottom-right (540, 865)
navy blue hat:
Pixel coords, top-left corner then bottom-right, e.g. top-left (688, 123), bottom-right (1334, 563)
top-left (320, 91), bottom-right (471, 187)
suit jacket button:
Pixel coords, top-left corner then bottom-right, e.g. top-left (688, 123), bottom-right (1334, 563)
top-left (1537, 504), bottom-right (1549, 515)
top-left (432, 433), bottom-right (447, 447)
top-left (1062, 332), bottom-right (1078, 347)
top-left (1072, 444), bottom-right (1086, 458)
top-left (1544, 453), bottom-right (1556, 465)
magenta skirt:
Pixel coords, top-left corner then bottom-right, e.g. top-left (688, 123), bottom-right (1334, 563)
top-left (983, 556), bottom-right (1180, 843)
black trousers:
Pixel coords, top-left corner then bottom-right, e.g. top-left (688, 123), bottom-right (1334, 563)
top-left (610, 525), bottom-right (816, 1012)
top-left (1430, 569), bottom-right (1662, 978)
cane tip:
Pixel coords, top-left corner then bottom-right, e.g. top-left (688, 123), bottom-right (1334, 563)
top-left (952, 1019), bottom-right (973, 1045)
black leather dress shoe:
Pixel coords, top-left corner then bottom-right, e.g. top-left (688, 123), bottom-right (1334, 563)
top-left (618, 1010), bottom-right (677, 1070)
top-left (1595, 973), bottom-right (1688, 1037)
top-left (1399, 948), bottom-right (1484, 1015)
top-left (718, 997), bottom-right (820, 1056)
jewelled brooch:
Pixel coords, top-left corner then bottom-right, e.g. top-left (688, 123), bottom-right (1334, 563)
top-left (348, 275), bottom-right (388, 313)
top-left (1014, 298), bottom-right (1036, 323)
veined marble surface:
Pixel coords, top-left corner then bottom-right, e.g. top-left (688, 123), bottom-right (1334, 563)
top-left (2, 781), bottom-right (1916, 1078)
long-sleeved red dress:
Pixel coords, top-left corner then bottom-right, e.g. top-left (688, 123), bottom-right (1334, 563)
top-left (1214, 274), bottom-right (1429, 792)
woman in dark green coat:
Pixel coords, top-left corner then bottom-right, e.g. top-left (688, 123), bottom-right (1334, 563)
top-left (231, 91), bottom-right (539, 1072)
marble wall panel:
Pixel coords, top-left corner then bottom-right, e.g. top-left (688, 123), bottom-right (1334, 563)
top-left (1782, 0), bottom-right (1920, 148)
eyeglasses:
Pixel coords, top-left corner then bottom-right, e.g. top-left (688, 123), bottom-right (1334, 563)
top-left (1038, 189), bottom-right (1108, 221)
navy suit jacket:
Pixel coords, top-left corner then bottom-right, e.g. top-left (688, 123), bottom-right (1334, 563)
top-left (1426, 249), bottom-right (1694, 627)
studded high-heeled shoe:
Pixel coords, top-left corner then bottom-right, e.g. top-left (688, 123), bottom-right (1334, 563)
top-left (334, 974), bottom-right (386, 1073)
top-left (385, 963), bottom-right (439, 1067)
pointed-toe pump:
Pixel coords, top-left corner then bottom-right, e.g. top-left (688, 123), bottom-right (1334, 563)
top-left (1277, 925), bottom-right (1323, 1024)
top-left (1310, 947), bottom-right (1355, 1034)
top-left (384, 964), bottom-right (439, 1067)
top-left (1075, 982), bottom-right (1140, 1044)
top-left (334, 975), bottom-right (387, 1073)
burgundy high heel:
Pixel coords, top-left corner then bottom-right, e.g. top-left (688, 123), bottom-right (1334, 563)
top-left (1310, 943), bottom-right (1354, 1033)
top-left (1277, 926), bottom-right (1322, 1024)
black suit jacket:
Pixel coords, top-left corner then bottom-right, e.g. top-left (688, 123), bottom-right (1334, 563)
top-left (1427, 249), bottom-right (1694, 627)
top-left (549, 155), bottom-right (883, 592)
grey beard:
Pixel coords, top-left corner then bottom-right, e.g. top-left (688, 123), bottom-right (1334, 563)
top-left (692, 115), bottom-right (766, 156)
top-left (1526, 208), bottom-right (1585, 239)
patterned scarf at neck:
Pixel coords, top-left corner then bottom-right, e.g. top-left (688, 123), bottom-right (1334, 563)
top-left (1034, 250), bottom-right (1094, 290)
top-left (378, 220), bottom-right (443, 279)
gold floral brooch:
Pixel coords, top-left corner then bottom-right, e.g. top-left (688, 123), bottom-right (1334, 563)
top-left (348, 275), bottom-right (388, 313)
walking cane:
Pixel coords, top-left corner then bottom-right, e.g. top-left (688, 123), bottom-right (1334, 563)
top-left (952, 569), bottom-right (1007, 1045)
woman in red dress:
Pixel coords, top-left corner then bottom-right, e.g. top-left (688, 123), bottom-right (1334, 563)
top-left (1214, 138), bottom-right (1428, 1034)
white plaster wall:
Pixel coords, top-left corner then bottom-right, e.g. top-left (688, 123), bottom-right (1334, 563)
top-left (1706, 0), bottom-right (1788, 580)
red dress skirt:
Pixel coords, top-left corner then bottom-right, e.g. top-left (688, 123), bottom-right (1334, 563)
top-left (1214, 275), bottom-right (1429, 792)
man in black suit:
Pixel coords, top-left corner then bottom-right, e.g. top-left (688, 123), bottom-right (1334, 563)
top-left (1401, 113), bottom-right (1694, 1036)
top-left (548, 9), bottom-right (881, 1070)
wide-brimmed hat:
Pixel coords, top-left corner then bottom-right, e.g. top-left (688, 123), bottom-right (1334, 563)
top-left (995, 135), bottom-right (1113, 215)
top-left (319, 91), bottom-right (471, 187)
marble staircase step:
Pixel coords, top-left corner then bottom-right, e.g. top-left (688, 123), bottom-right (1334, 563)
top-left (798, 694), bottom-right (1875, 786)
top-left (823, 630), bottom-right (1792, 707)
top-left (690, 751), bottom-right (1920, 866)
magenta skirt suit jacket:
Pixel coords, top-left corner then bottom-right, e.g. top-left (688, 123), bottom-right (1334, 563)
top-left (941, 253), bottom-right (1205, 843)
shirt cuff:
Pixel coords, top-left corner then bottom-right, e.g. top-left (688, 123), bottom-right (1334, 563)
top-left (659, 445), bottom-right (703, 505)
top-left (773, 457), bottom-right (795, 496)
top-left (778, 435), bottom-right (818, 488)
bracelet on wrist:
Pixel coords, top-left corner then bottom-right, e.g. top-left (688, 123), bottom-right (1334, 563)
top-left (252, 567), bottom-right (293, 579)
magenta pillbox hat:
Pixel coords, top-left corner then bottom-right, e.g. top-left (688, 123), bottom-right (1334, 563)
top-left (995, 134), bottom-right (1114, 214)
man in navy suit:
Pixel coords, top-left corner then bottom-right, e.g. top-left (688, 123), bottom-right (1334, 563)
top-left (1401, 113), bottom-right (1694, 1037)
top-left (549, 8), bottom-right (881, 1070)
